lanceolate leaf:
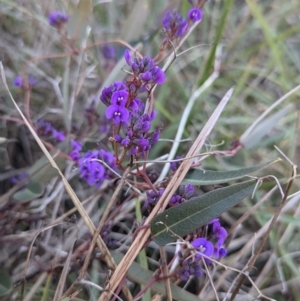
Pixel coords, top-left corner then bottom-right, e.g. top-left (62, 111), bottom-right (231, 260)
top-left (181, 159), bottom-right (279, 185)
top-left (151, 180), bottom-right (257, 246)
top-left (13, 180), bottom-right (44, 203)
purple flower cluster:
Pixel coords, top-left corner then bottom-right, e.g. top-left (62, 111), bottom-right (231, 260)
top-left (209, 218), bottom-right (228, 258)
top-left (144, 184), bottom-right (194, 211)
top-left (100, 51), bottom-right (165, 159)
top-left (37, 120), bottom-right (65, 142)
top-left (177, 251), bottom-right (203, 280)
top-left (161, 2), bottom-right (203, 44)
top-left (169, 184), bottom-right (194, 207)
top-left (162, 11), bottom-right (188, 40)
top-left (176, 219), bottom-right (228, 281)
top-left (144, 188), bottom-right (165, 210)
top-left (124, 50), bottom-right (165, 85)
top-left (48, 11), bottom-right (69, 28)
top-left (69, 141), bottom-right (117, 188)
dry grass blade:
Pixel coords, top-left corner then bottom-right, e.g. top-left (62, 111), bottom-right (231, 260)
top-left (159, 247), bottom-right (172, 301)
top-left (99, 87), bottom-right (234, 300)
top-left (0, 62), bottom-right (134, 300)
top-left (53, 241), bottom-right (76, 301)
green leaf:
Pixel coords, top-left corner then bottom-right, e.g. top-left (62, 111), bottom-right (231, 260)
top-left (13, 180), bottom-right (44, 203)
top-left (151, 180), bottom-right (257, 246)
top-left (0, 270), bottom-right (12, 297)
top-left (111, 251), bottom-right (204, 301)
top-left (181, 159), bottom-right (279, 185)
top-left (197, 0), bottom-right (234, 86)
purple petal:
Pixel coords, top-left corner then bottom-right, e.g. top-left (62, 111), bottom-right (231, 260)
top-left (151, 67), bottom-right (166, 84)
top-left (14, 76), bottom-right (23, 87)
top-left (105, 105), bottom-right (118, 119)
top-left (129, 99), bottom-right (139, 112)
top-left (192, 237), bottom-right (207, 248)
top-left (140, 71), bottom-right (152, 82)
top-left (124, 49), bottom-right (132, 66)
top-left (111, 90), bottom-right (128, 106)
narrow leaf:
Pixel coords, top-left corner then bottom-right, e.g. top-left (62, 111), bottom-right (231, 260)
top-left (111, 251), bottom-right (204, 301)
top-left (13, 180), bottom-right (44, 203)
top-left (151, 180), bottom-right (257, 246)
top-left (241, 105), bottom-right (292, 149)
top-left (197, 0), bottom-right (234, 86)
top-left (182, 159), bottom-right (279, 185)
top-left (0, 270), bottom-right (12, 297)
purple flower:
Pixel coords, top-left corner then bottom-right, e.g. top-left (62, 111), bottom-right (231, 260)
top-left (37, 120), bottom-right (65, 142)
top-left (71, 140), bottom-right (82, 152)
top-left (101, 44), bottom-right (115, 60)
top-left (170, 156), bottom-right (183, 171)
top-left (69, 140), bottom-right (82, 161)
top-left (98, 149), bottom-right (116, 169)
top-left (14, 76), bottom-right (23, 87)
top-left (214, 246), bottom-right (227, 259)
top-left (80, 161), bottom-right (105, 187)
top-left (70, 150), bottom-right (80, 161)
top-left (150, 66), bottom-right (166, 85)
top-left (106, 104), bottom-right (129, 124)
top-left (78, 153), bottom-right (105, 187)
top-left (100, 81), bottom-right (127, 107)
top-left (121, 137), bottom-right (130, 147)
top-left (48, 11), bottom-right (69, 28)
top-left (176, 252), bottom-right (202, 280)
top-left (188, 8), bottom-right (202, 22)
top-left (37, 120), bottom-right (54, 136)
top-left (211, 219), bottom-right (228, 245)
top-left (128, 99), bottom-right (139, 112)
top-left (140, 71), bottom-right (152, 82)
top-left (192, 237), bottom-right (214, 257)
top-left (52, 129), bottom-right (65, 141)
top-left (144, 188), bottom-right (165, 210)
top-left (77, 149), bottom-right (117, 187)
top-left (169, 184), bottom-right (195, 206)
